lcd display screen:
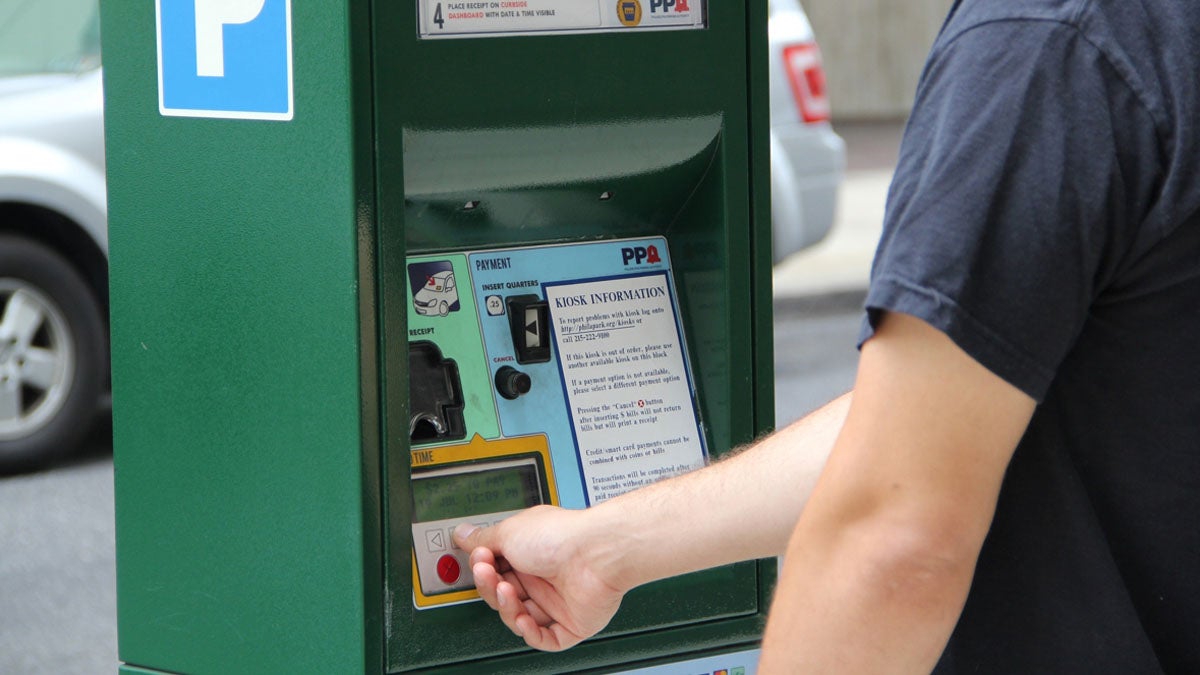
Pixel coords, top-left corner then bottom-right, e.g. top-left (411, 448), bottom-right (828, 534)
top-left (412, 462), bottom-right (542, 522)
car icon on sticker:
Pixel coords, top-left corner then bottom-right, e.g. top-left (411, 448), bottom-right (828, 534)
top-left (413, 270), bottom-right (460, 317)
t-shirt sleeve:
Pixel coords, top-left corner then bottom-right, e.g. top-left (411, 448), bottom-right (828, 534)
top-left (859, 19), bottom-right (1163, 401)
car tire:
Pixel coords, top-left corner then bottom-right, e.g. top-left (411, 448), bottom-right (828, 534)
top-left (0, 234), bottom-right (106, 472)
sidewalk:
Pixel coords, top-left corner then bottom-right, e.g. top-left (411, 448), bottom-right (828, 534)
top-left (772, 121), bottom-right (904, 303)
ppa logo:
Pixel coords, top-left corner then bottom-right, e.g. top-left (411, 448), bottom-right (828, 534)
top-left (621, 245), bottom-right (663, 265)
top-left (649, 0), bottom-right (690, 13)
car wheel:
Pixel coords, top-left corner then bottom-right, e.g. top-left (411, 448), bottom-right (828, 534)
top-left (438, 301), bottom-right (448, 317)
top-left (0, 235), bottom-right (106, 472)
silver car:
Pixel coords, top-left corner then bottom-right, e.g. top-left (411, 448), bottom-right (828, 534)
top-left (0, 0), bottom-right (107, 471)
top-left (769, 0), bottom-right (845, 262)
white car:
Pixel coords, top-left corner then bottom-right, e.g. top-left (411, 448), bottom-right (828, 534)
top-left (0, 2), bottom-right (107, 471)
top-left (413, 271), bottom-right (460, 317)
top-left (769, 0), bottom-right (846, 263)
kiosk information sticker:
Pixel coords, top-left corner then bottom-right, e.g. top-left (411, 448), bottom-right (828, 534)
top-left (407, 238), bottom-right (708, 607)
top-left (417, 0), bottom-right (706, 38)
top-left (545, 272), bottom-right (705, 504)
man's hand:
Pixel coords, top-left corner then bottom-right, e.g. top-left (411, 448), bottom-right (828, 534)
top-left (453, 506), bottom-right (626, 652)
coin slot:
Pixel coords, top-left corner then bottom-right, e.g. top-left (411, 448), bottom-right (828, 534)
top-left (505, 294), bottom-right (551, 364)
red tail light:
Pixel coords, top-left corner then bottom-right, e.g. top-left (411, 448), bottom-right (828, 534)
top-left (783, 42), bottom-right (831, 124)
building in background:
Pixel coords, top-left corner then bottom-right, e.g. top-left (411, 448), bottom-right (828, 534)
top-left (803, 0), bottom-right (952, 120)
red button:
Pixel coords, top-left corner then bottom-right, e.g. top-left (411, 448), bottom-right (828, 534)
top-left (437, 554), bottom-right (461, 584)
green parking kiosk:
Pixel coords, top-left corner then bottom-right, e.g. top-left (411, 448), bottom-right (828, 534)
top-left (104, 0), bottom-right (776, 672)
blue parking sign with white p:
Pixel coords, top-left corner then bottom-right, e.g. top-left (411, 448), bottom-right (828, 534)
top-left (156, 0), bottom-right (293, 120)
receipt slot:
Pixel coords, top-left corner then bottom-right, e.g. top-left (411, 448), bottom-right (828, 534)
top-left (105, 0), bottom-right (774, 673)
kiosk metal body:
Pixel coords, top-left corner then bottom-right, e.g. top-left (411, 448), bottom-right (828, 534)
top-left (104, 1), bottom-right (776, 672)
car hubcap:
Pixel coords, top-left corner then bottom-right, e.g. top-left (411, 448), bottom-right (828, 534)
top-left (0, 279), bottom-right (74, 441)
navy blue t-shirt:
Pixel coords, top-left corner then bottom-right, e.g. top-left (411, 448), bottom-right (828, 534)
top-left (860, 1), bottom-right (1199, 671)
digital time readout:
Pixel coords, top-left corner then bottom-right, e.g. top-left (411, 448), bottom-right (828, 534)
top-left (412, 462), bottom-right (542, 522)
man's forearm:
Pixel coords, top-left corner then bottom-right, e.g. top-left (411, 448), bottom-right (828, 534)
top-left (582, 392), bottom-right (851, 592)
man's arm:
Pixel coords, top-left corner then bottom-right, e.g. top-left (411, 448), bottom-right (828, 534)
top-left (454, 390), bottom-right (852, 650)
top-left (758, 312), bottom-right (1035, 672)
top-left (456, 311), bottom-right (1035, 661)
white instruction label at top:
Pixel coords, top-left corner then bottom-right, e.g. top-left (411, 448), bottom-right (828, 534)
top-left (418, 0), bottom-right (705, 38)
top-left (546, 273), bottom-right (706, 505)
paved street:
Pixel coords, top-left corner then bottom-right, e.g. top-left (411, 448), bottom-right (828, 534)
top-left (773, 298), bottom-right (863, 425)
top-left (0, 421), bottom-right (116, 675)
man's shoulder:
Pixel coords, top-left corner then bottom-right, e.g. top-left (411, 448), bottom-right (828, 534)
top-left (936, 0), bottom-right (1186, 124)
top-left (941, 0), bottom-right (1189, 56)
top-left (931, 1), bottom-right (1099, 77)
top-left (944, 0), bottom-right (1084, 32)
